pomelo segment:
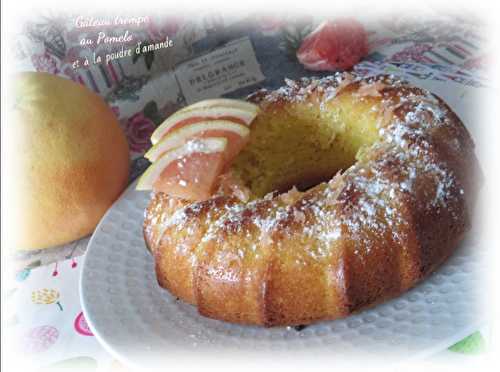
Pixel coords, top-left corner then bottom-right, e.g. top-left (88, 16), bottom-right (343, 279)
top-left (145, 120), bottom-right (250, 163)
top-left (138, 99), bottom-right (260, 201)
top-left (153, 151), bottom-right (226, 201)
top-left (158, 114), bottom-right (249, 136)
top-left (137, 137), bottom-right (227, 201)
top-left (151, 100), bottom-right (259, 144)
top-left (186, 98), bottom-right (259, 113)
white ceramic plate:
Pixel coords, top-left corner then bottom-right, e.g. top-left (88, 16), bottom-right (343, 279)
top-left (80, 179), bottom-right (485, 369)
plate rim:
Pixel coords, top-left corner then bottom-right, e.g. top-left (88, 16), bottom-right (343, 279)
top-left (80, 179), bottom-right (485, 368)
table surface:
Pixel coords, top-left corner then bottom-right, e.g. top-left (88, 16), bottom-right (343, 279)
top-left (4, 10), bottom-right (489, 371)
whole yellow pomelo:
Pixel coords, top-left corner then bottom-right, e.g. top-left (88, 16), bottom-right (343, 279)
top-left (7, 72), bottom-right (129, 250)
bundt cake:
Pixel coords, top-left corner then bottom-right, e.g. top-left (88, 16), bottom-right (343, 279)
top-left (143, 73), bottom-right (480, 326)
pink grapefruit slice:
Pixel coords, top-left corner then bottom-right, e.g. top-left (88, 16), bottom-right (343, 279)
top-left (145, 120), bottom-right (249, 165)
top-left (137, 137), bottom-right (227, 201)
top-left (150, 99), bottom-right (259, 145)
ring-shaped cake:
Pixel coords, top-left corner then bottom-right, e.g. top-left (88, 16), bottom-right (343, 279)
top-left (144, 73), bottom-right (480, 326)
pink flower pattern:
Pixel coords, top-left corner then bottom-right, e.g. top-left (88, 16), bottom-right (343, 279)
top-left (125, 113), bottom-right (155, 154)
top-left (31, 52), bottom-right (60, 74)
top-left (146, 17), bottom-right (181, 42)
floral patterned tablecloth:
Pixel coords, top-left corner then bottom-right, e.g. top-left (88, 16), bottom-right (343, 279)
top-left (4, 10), bottom-right (490, 371)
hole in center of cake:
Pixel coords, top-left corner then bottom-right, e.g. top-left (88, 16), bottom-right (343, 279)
top-left (230, 99), bottom-right (381, 198)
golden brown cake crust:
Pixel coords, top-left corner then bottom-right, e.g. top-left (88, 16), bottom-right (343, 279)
top-left (143, 73), bottom-right (479, 326)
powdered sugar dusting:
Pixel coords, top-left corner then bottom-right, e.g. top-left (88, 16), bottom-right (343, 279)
top-left (248, 72), bottom-right (359, 107)
top-left (150, 73), bottom-right (469, 265)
